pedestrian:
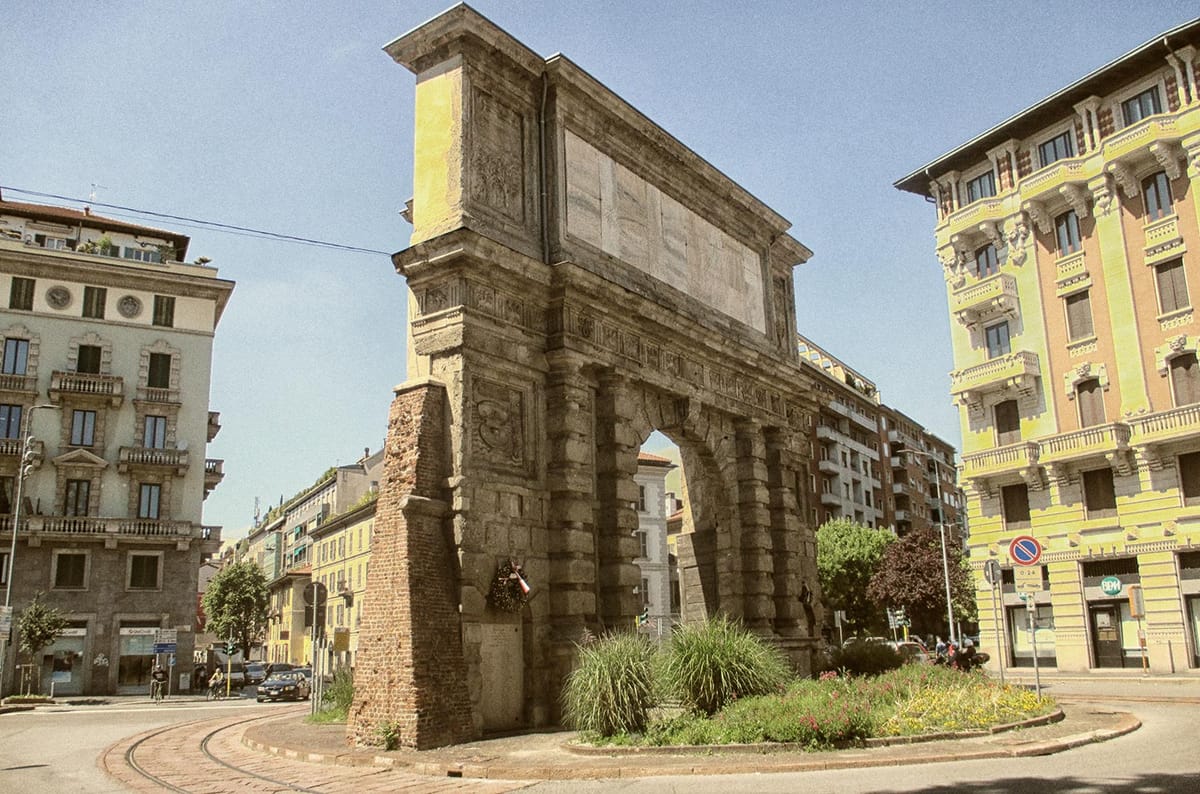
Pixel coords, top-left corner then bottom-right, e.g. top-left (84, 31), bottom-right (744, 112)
top-left (934, 636), bottom-right (946, 657)
top-left (194, 665), bottom-right (208, 691)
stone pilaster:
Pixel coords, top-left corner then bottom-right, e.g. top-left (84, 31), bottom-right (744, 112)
top-left (764, 427), bottom-right (806, 637)
top-left (594, 372), bottom-right (643, 628)
top-left (734, 420), bottom-right (774, 631)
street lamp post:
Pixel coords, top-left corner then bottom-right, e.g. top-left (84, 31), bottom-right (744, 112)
top-left (902, 449), bottom-right (959, 646)
top-left (1, 403), bottom-right (58, 696)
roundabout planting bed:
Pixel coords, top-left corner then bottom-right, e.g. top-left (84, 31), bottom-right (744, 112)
top-left (564, 621), bottom-right (1056, 751)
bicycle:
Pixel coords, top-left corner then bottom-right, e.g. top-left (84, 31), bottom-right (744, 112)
top-left (150, 679), bottom-right (165, 704)
top-left (207, 681), bottom-right (225, 701)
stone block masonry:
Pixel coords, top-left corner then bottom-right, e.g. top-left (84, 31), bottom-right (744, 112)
top-left (347, 378), bottom-right (474, 750)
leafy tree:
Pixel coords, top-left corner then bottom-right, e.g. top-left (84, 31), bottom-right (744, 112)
top-left (202, 560), bottom-right (269, 657)
top-left (867, 525), bottom-right (976, 639)
top-left (17, 593), bottom-right (68, 695)
top-left (815, 519), bottom-right (894, 634)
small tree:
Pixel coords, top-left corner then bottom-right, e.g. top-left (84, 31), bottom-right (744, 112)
top-left (816, 519), bottom-right (894, 634)
top-left (202, 560), bottom-right (269, 658)
top-left (17, 594), bottom-right (68, 695)
top-left (867, 525), bottom-right (976, 639)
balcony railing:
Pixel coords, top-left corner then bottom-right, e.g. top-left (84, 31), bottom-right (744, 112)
top-left (962, 441), bottom-right (1040, 481)
top-left (0, 515), bottom-right (203, 538)
top-left (950, 350), bottom-right (1040, 403)
top-left (951, 272), bottom-right (1019, 327)
top-left (1018, 157), bottom-right (1088, 204)
top-left (135, 386), bottom-right (179, 404)
top-left (817, 459), bottom-right (839, 475)
top-left (118, 446), bottom-right (189, 474)
top-left (49, 371), bottom-right (124, 406)
top-left (816, 425), bottom-right (839, 442)
top-left (1128, 404), bottom-right (1200, 448)
top-left (941, 195), bottom-right (1008, 238)
top-left (204, 458), bottom-right (225, 496)
top-left (0, 373), bottom-right (37, 394)
top-left (0, 437), bottom-right (43, 461)
top-left (1038, 423), bottom-right (1131, 466)
top-left (1102, 114), bottom-right (1181, 162)
top-left (1055, 251), bottom-right (1087, 286)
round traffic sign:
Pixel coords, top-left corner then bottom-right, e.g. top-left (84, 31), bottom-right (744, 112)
top-left (1100, 575), bottom-right (1122, 596)
top-left (1008, 535), bottom-right (1042, 566)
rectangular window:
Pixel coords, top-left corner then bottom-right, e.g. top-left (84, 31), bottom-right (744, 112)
top-left (138, 484), bottom-right (161, 519)
top-left (975, 244), bottom-right (999, 278)
top-left (0, 476), bottom-right (12, 514)
top-left (1077, 379), bottom-right (1106, 427)
top-left (1180, 451), bottom-right (1200, 506)
top-left (147, 353), bottom-right (171, 388)
top-left (1170, 353), bottom-right (1200, 407)
top-left (82, 286), bottom-right (107, 319)
top-left (70, 410), bottom-right (96, 446)
top-left (637, 529), bottom-right (648, 558)
top-left (1001, 484), bottom-right (1031, 528)
top-left (152, 295), bottom-right (175, 328)
top-left (637, 485), bottom-right (646, 512)
top-left (995, 399), bottom-right (1021, 446)
top-left (2, 338), bottom-right (29, 375)
top-left (1122, 86), bottom-right (1162, 127)
top-left (1143, 171), bottom-right (1173, 221)
top-left (1156, 259), bottom-right (1190, 314)
top-left (143, 415), bottom-right (167, 448)
top-left (1065, 290), bottom-right (1094, 341)
top-left (76, 345), bottom-right (102, 374)
top-left (53, 552), bottom-right (87, 589)
top-left (985, 321), bottom-right (1011, 359)
top-left (641, 578), bottom-right (650, 608)
top-left (0, 404), bottom-right (22, 440)
top-left (65, 479), bottom-right (91, 516)
top-left (965, 171), bottom-right (996, 204)
top-left (122, 247), bottom-right (162, 264)
top-left (0, 551), bottom-right (7, 586)
top-left (1038, 130), bottom-right (1074, 168)
top-left (1082, 468), bottom-right (1117, 517)
top-left (1055, 210), bottom-right (1081, 256)
top-left (9, 277), bottom-right (34, 311)
top-left (128, 553), bottom-right (161, 589)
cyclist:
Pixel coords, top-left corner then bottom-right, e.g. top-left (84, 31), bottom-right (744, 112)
top-left (208, 667), bottom-right (225, 700)
top-left (150, 663), bottom-right (168, 703)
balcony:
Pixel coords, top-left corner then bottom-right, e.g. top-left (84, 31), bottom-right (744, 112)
top-left (820, 491), bottom-right (841, 507)
top-left (941, 195), bottom-right (1008, 239)
top-left (0, 514), bottom-right (205, 539)
top-left (817, 458), bottom-right (839, 475)
top-left (951, 272), bottom-right (1019, 328)
top-left (1055, 251), bottom-right (1087, 287)
top-left (1128, 404), bottom-right (1200, 468)
top-left (135, 386), bottom-right (180, 404)
top-left (0, 372), bottom-right (37, 396)
top-left (1038, 423), bottom-right (1131, 473)
top-left (0, 437), bottom-right (44, 465)
top-left (816, 425), bottom-right (840, 442)
top-left (1018, 156), bottom-right (1088, 204)
top-left (49, 371), bottom-right (124, 407)
top-left (204, 458), bottom-right (225, 497)
top-left (950, 350), bottom-right (1040, 406)
top-left (208, 411), bottom-right (222, 442)
top-left (1102, 114), bottom-right (1182, 163)
top-left (118, 446), bottom-right (189, 475)
top-left (962, 441), bottom-right (1040, 482)
top-left (894, 510), bottom-right (911, 522)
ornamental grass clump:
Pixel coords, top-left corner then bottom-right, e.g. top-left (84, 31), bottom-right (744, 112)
top-left (562, 632), bottom-right (657, 737)
top-left (664, 615), bottom-right (793, 716)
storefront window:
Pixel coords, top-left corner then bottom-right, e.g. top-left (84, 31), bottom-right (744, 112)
top-left (118, 624), bottom-right (159, 691)
top-left (42, 625), bottom-right (87, 695)
top-left (1007, 603), bottom-right (1056, 667)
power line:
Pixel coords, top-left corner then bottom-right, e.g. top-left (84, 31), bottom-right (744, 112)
top-left (0, 185), bottom-right (395, 257)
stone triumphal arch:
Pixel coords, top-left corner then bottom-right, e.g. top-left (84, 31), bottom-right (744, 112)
top-left (349, 6), bottom-right (826, 750)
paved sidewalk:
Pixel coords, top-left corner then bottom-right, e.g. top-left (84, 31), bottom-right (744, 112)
top-left (241, 701), bottom-right (1140, 782)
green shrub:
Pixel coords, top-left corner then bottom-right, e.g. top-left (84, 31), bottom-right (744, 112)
top-left (307, 667), bottom-right (354, 724)
top-left (664, 615), bottom-right (793, 715)
top-left (376, 721), bottom-right (401, 751)
top-left (562, 632), bottom-right (657, 736)
top-left (829, 640), bottom-right (903, 676)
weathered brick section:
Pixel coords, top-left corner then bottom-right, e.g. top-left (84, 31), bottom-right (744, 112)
top-left (347, 379), bottom-right (474, 750)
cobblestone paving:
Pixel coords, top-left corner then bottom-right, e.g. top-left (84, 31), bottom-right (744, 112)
top-left (101, 706), bottom-right (531, 793)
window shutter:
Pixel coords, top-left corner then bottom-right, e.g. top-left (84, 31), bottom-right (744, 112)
top-left (1077, 378), bottom-right (1106, 427)
top-left (1171, 353), bottom-right (1200, 406)
top-left (1065, 291), bottom-right (1093, 340)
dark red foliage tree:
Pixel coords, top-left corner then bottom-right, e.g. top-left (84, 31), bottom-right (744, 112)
top-left (867, 525), bottom-right (976, 638)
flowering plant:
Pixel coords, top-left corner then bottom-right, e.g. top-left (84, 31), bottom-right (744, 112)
top-left (488, 559), bottom-right (531, 613)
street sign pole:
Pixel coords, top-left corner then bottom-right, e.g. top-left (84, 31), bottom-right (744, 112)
top-left (1026, 596), bottom-right (1041, 698)
top-left (992, 583), bottom-right (1004, 687)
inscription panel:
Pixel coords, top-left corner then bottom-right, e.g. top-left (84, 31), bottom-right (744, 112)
top-left (564, 131), bottom-right (766, 333)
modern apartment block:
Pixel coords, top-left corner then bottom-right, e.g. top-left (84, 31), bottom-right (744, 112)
top-left (896, 21), bottom-right (1200, 672)
top-left (798, 335), bottom-right (962, 536)
top-left (0, 199), bottom-right (233, 695)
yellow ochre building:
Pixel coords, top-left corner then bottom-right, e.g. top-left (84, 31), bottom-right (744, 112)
top-left (897, 20), bottom-right (1200, 673)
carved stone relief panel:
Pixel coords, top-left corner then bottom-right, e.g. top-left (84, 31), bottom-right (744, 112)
top-left (470, 88), bottom-right (526, 226)
top-left (473, 377), bottom-right (527, 470)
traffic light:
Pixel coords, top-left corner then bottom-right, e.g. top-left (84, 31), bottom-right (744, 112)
top-left (226, 640), bottom-right (237, 655)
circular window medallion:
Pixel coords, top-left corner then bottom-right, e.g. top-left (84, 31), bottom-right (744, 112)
top-left (118, 295), bottom-right (143, 319)
top-left (46, 285), bottom-right (72, 310)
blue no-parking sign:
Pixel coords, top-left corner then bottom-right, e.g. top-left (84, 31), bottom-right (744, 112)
top-left (1008, 535), bottom-right (1042, 566)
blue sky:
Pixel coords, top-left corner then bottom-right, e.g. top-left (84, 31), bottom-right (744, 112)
top-left (3, 1), bottom-right (1195, 539)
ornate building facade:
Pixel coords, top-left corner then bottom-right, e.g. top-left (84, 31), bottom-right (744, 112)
top-left (0, 199), bottom-right (233, 694)
top-left (897, 21), bottom-right (1200, 672)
